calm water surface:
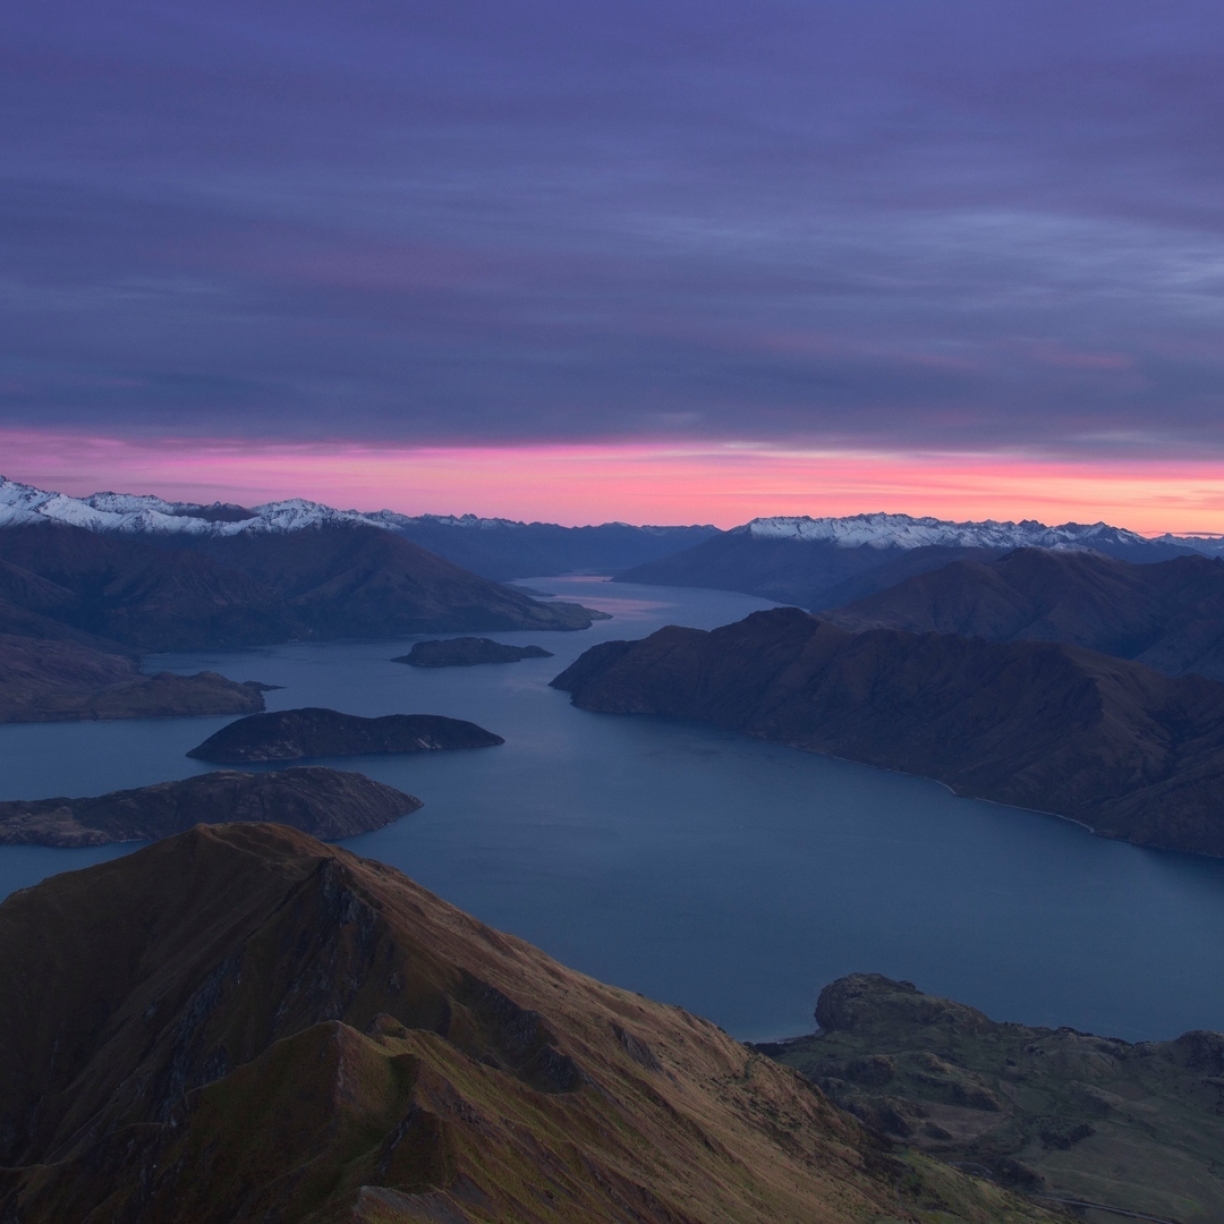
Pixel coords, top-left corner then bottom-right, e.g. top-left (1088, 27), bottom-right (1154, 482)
top-left (2, 577), bottom-right (1223, 1043)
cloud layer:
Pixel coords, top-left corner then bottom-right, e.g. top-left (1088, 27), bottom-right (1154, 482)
top-left (2, 1), bottom-right (1223, 456)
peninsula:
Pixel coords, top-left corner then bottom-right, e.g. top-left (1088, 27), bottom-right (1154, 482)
top-left (187, 706), bottom-right (504, 763)
top-left (0, 634), bottom-right (270, 723)
top-left (553, 607), bottom-right (1224, 858)
top-left (0, 767), bottom-right (422, 846)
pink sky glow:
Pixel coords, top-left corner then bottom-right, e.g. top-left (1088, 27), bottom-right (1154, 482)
top-left (4, 429), bottom-right (1224, 536)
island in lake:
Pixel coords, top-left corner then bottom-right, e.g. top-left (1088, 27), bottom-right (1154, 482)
top-left (0, 633), bottom-right (271, 723)
top-left (553, 606), bottom-right (1224, 858)
top-left (187, 706), bottom-right (505, 763)
top-left (756, 973), bottom-right (1224, 1221)
top-left (394, 636), bottom-right (554, 667)
top-left (0, 767), bottom-right (422, 846)
top-left (0, 822), bottom-right (1051, 1224)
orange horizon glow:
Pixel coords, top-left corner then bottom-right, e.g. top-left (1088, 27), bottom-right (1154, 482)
top-left (4, 429), bottom-right (1224, 537)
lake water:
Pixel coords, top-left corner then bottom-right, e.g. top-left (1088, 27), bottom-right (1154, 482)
top-left (2, 576), bottom-right (1223, 1044)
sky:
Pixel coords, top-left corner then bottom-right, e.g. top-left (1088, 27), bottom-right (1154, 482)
top-left (2, 1), bottom-right (1223, 528)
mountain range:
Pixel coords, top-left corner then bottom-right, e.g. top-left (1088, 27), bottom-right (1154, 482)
top-left (618, 512), bottom-right (1221, 608)
top-left (0, 511), bottom-right (600, 655)
top-left (0, 822), bottom-right (1050, 1224)
top-left (0, 476), bottom-right (717, 580)
top-left (553, 606), bottom-right (1224, 857)
top-left (827, 546), bottom-right (1224, 680)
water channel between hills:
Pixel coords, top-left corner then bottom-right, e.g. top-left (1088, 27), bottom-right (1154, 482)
top-left (2, 576), bottom-right (1223, 1043)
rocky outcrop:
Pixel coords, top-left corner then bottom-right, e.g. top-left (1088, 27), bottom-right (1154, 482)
top-left (394, 637), bottom-right (554, 667)
top-left (187, 706), bottom-right (504, 763)
top-left (0, 633), bottom-right (270, 723)
top-left (553, 606), bottom-right (1224, 857)
top-left (757, 974), bottom-right (1224, 1221)
top-left (0, 767), bottom-right (422, 846)
top-left (0, 824), bottom-right (1054, 1224)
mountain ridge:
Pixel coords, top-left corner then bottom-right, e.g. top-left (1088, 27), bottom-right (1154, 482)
top-left (552, 606), bottom-right (1224, 858)
top-left (0, 822), bottom-right (1052, 1223)
top-left (826, 547), bottom-right (1224, 680)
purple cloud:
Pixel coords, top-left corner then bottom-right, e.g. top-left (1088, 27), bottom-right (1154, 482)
top-left (1, 0), bottom-right (1222, 454)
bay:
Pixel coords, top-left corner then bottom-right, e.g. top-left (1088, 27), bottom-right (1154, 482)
top-left (1, 576), bottom-right (1222, 1043)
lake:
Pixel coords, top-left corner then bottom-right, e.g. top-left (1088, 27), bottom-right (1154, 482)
top-left (2, 576), bottom-right (1223, 1043)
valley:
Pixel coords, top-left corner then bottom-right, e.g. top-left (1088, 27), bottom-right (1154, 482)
top-left (3, 578), bottom-right (1223, 1050)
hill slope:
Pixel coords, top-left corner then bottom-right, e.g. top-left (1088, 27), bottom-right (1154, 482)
top-left (757, 974), bottom-right (1224, 1223)
top-left (552, 607), bottom-right (1224, 857)
top-left (827, 547), bottom-right (1224, 680)
top-left (0, 824), bottom-right (1050, 1224)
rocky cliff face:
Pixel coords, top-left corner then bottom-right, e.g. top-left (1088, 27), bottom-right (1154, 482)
top-left (553, 606), bottom-right (1224, 857)
top-left (0, 767), bottom-right (422, 846)
top-left (187, 708), bottom-right (505, 763)
top-left (0, 824), bottom-right (1052, 1223)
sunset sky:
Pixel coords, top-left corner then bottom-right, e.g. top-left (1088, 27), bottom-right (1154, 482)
top-left (3, 1), bottom-right (1223, 529)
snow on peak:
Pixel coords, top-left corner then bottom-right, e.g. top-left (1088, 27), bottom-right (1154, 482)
top-left (740, 513), bottom-right (1151, 551)
top-left (0, 476), bottom-right (380, 538)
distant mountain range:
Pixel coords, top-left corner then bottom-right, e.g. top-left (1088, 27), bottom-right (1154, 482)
top-left (8, 477), bottom-right (1224, 593)
top-left (0, 476), bottom-right (718, 580)
top-left (0, 482), bottom-right (603, 656)
top-left (553, 606), bottom-right (1224, 858)
top-left (827, 546), bottom-right (1224, 680)
top-left (619, 512), bottom-right (1224, 608)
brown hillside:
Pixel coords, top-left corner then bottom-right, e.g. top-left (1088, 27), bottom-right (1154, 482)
top-left (552, 607), bottom-right (1224, 857)
top-left (0, 824), bottom-right (1052, 1224)
top-left (828, 547), bottom-right (1224, 680)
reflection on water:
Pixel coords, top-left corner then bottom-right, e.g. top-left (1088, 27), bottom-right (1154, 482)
top-left (2, 577), bottom-right (1223, 1042)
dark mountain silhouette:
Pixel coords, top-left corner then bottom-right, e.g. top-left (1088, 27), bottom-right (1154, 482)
top-left (386, 517), bottom-right (721, 580)
top-left (394, 637), bottom-right (553, 667)
top-left (0, 768), bottom-right (421, 846)
top-left (0, 520), bottom-right (601, 651)
top-left (187, 707), bottom-right (504, 763)
top-left (0, 634), bottom-right (270, 723)
top-left (827, 547), bottom-right (1224, 680)
top-left (620, 533), bottom-right (1005, 608)
top-left (553, 607), bottom-right (1224, 857)
top-left (0, 824), bottom-right (1050, 1223)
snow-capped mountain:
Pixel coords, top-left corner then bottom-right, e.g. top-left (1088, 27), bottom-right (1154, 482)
top-left (0, 477), bottom-right (722, 580)
top-left (5, 476), bottom-right (1218, 560)
top-left (740, 513), bottom-right (1162, 552)
top-left (0, 477), bottom-right (384, 537)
